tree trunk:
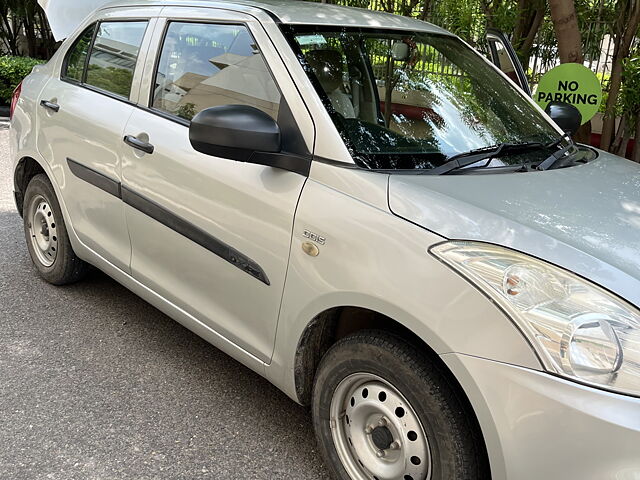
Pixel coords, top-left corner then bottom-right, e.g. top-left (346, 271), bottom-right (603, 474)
top-left (618, 135), bottom-right (630, 158)
top-left (23, 18), bottom-right (37, 58)
top-left (36, 9), bottom-right (53, 58)
top-left (549, 0), bottom-right (592, 142)
top-left (519, 8), bottom-right (545, 66)
top-left (480, 0), bottom-right (500, 28)
top-left (400, 0), bottom-right (421, 16)
top-left (613, 114), bottom-right (631, 157)
top-left (600, 0), bottom-right (640, 151)
top-left (419, 0), bottom-right (433, 20)
top-left (548, 0), bottom-right (584, 64)
top-left (512, 0), bottom-right (545, 66)
top-left (0, 11), bottom-right (21, 55)
top-left (611, 114), bottom-right (627, 154)
top-left (633, 119), bottom-right (640, 163)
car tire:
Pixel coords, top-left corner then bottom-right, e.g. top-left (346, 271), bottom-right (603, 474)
top-left (23, 174), bottom-right (88, 285)
top-left (312, 330), bottom-right (489, 480)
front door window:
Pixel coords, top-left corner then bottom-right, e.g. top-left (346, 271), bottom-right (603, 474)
top-left (152, 22), bottom-right (281, 122)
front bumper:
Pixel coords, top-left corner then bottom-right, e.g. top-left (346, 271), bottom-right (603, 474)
top-left (442, 353), bottom-right (640, 480)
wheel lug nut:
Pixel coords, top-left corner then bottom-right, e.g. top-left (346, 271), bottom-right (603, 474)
top-left (376, 449), bottom-right (386, 458)
top-left (389, 440), bottom-right (401, 450)
top-left (365, 425), bottom-right (375, 434)
top-left (378, 417), bottom-right (388, 427)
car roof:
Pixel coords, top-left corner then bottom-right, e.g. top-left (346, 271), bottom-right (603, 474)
top-left (101, 0), bottom-right (451, 35)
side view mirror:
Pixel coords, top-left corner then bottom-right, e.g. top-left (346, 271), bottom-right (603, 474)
top-left (545, 101), bottom-right (582, 136)
top-left (392, 41), bottom-right (410, 61)
top-left (189, 105), bottom-right (281, 161)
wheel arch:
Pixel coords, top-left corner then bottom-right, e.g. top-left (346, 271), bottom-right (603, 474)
top-left (293, 305), bottom-right (492, 475)
top-left (293, 306), bottom-right (442, 406)
top-left (12, 153), bottom-right (84, 262)
top-left (13, 155), bottom-right (48, 217)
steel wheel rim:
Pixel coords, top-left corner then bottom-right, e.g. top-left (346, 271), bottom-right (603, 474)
top-left (330, 372), bottom-right (431, 480)
top-left (27, 194), bottom-right (58, 267)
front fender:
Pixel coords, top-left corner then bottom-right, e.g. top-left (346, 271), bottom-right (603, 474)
top-left (266, 176), bottom-right (540, 402)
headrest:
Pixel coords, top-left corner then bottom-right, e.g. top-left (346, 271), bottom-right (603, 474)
top-left (305, 49), bottom-right (344, 93)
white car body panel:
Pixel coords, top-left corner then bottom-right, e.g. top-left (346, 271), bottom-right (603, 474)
top-left (267, 166), bottom-right (541, 401)
top-left (120, 8), bottom-right (314, 362)
top-left (443, 353), bottom-right (640, 480)
top-left (34, 10), bottom-right (161, 272)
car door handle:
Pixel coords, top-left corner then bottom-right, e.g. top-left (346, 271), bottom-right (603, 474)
top-left (40, 100), bottom-right (60, 112)
top-left (123, 135), bottom-right (154, 154)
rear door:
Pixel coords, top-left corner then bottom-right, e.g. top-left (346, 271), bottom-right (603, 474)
top-left (485, 29), bottom-right (532, 96)
top-left (120, 8), bottom-right (314, 362)
top-left (36, 9), bottom-right (159, 271)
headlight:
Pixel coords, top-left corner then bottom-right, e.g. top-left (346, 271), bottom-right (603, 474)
top-left (430, 241), bottom-right (640, 397)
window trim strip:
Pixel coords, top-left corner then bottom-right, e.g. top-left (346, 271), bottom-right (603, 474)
top-left (81, 22), bottom-right (100, 84)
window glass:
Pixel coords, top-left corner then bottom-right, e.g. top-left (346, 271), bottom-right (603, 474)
top-left (488, 39), bottom-right (522, 88)
top-left (153, 23), bottom-right (281, 122)
top-left (85, 21), bottom-right (148, 98)
top-left (63, 25), bottom-right (96, 82)
top-left (290, 28), bottom-right (560, 171)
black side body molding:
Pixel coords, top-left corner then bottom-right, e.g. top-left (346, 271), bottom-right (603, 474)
top-left (66, 158), bottom-right (270, 285)
top-left (121, 186), bottom-right (270, 285)
top-left (67, 158), bottom-right (121, 198)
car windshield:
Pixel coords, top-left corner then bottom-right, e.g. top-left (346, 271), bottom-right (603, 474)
top-left (285, 27), bottom-right (563, 171)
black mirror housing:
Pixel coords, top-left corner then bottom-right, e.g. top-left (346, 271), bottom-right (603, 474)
top-left (189, 105), bottom-right (281, 161)
top-left (545, 101), bottom-right (582, 136)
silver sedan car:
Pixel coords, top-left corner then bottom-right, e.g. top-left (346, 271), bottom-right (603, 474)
top-left (10, 1), bottom-right (640, 479)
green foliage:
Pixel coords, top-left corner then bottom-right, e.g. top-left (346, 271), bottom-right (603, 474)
top-left (621, 53), bottom-right (640, 120)
top-left (0, 55), bottom-right (44, 105)
top-left (176, 102), bottom-right (197, 121)
top-left (311, 0), bottom-right (635, 91)
top-left (602, 53), bottom-right (640, 118)
top-left (429, 0), bottom-right (484, 41)
top-left (86, 64), bottom-right (134, 98)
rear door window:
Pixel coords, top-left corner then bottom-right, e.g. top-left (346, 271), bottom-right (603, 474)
top-left (62, 24), bottom-right (96, 82)
top-left (84, 21), bottom-right (148, 99)
top-left (151, 22), bottom-right (281, 121)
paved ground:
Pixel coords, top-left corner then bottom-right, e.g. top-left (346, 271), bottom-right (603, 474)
top-left (0, 127), bottom-right (330, 479)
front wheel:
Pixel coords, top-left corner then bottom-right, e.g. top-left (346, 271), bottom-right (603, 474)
top-left (312, 331), bottom-right (489, 480)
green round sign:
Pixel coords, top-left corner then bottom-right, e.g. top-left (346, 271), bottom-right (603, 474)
top-left (535, 63), bottom-right (602, 125)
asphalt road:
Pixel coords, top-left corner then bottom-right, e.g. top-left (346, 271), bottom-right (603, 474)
top-left (0, 127), bottom-right (330, 479)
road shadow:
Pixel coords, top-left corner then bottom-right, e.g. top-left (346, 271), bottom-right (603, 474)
top-left (0, 209), bottom-right (328, 479)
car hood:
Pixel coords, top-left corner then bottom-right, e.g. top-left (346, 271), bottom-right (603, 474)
top-left (388, 151), bottom-right (640, 306)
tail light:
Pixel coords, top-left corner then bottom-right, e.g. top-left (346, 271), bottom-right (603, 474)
top-left (10, 81), bottom-right (22, 120)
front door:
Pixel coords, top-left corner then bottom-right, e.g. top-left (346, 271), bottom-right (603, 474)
top-left (121, 10), bottom-right (313, 362)
top-left (36, 16), bottom-right (155, 271)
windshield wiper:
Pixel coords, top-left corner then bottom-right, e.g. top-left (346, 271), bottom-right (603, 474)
top-left (421, 133), bottom-right (575, 175)
top-left (422, 141), bottom-right (546, 175)
top-left (536, 134), bottom-right (579, 170)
